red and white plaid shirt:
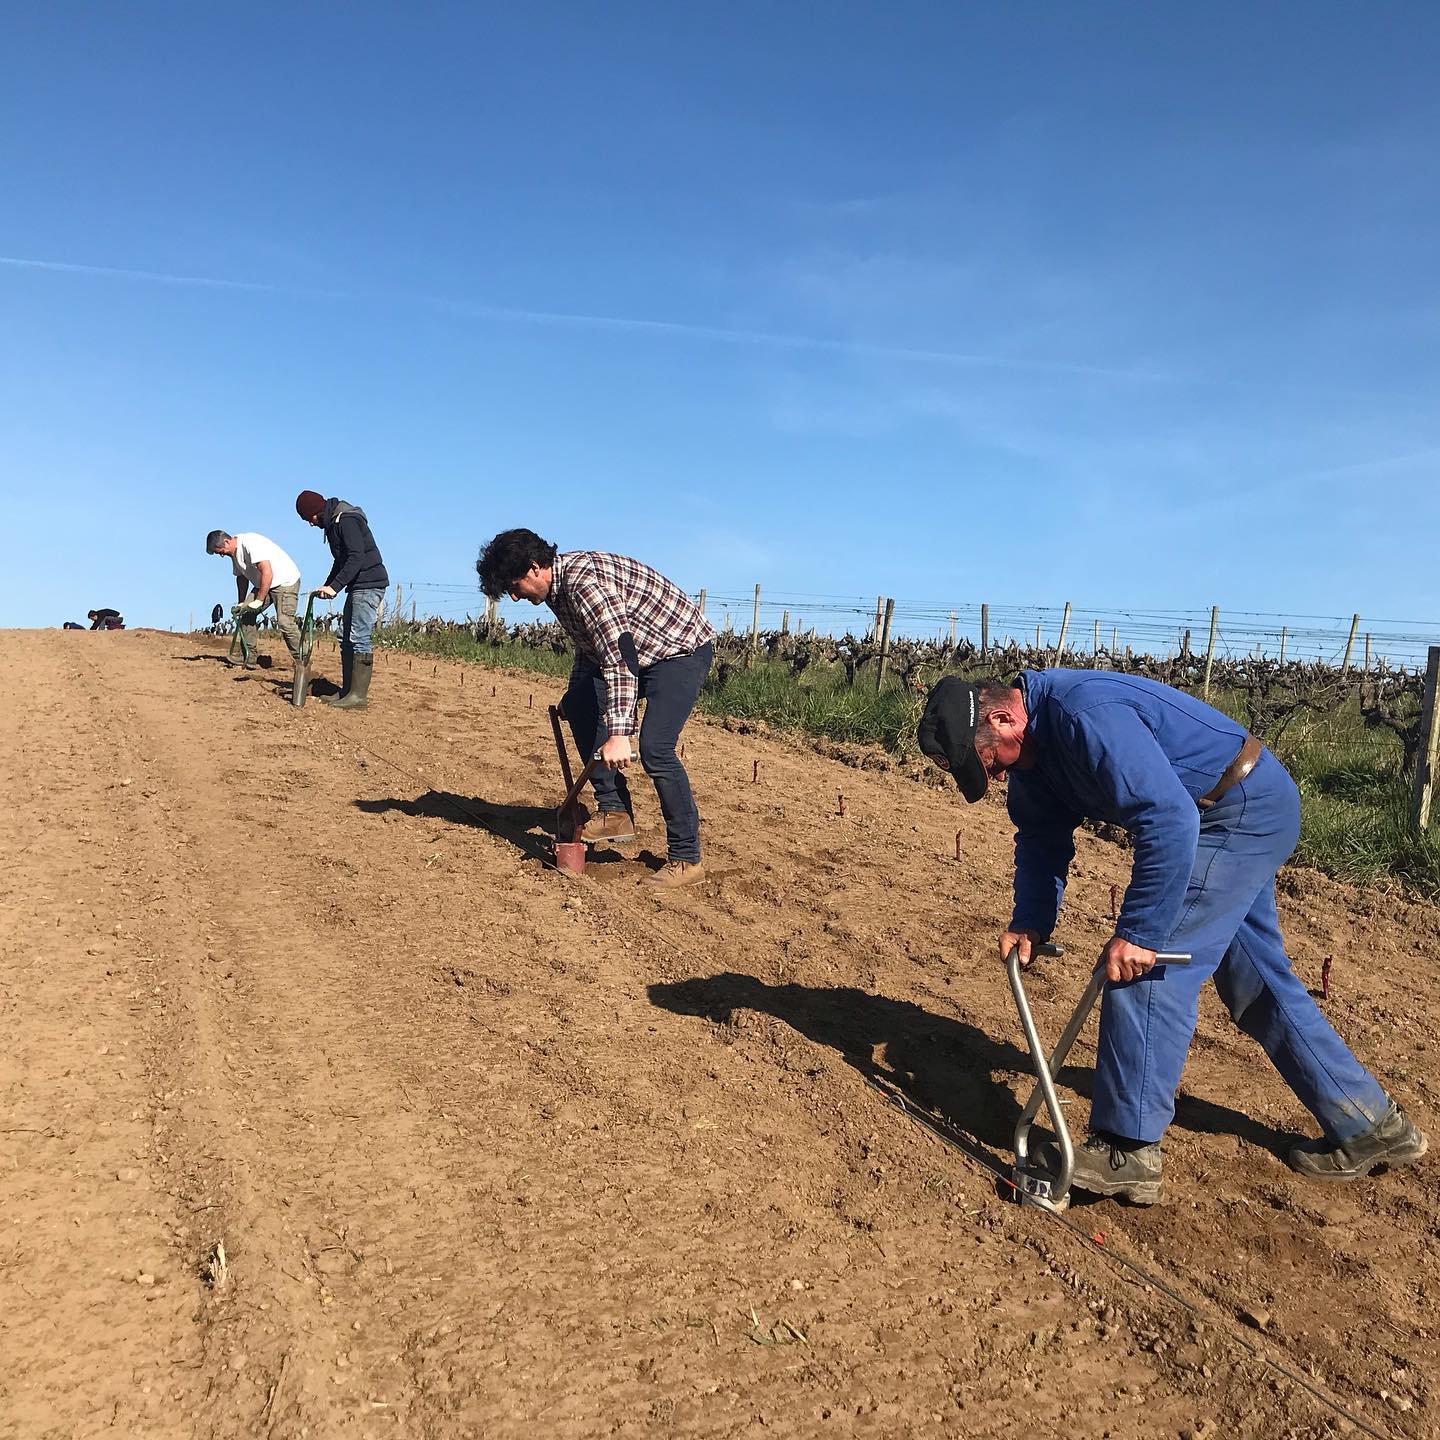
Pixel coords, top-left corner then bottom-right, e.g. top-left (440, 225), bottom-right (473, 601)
top-left (548, 551), bottom-right (714, 735)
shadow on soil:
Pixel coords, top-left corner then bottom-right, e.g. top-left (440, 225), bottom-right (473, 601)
top-left (355, 791), bottom-right (661, 870)
top-left (648, 972), bottom-right (1297, 1180)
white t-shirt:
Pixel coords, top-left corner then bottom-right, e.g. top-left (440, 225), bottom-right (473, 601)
top-left (231, 532), bottom-right (301, 590)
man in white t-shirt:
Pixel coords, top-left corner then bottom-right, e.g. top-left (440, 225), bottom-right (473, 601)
top-left (205, 529), bottom-right (303, 669)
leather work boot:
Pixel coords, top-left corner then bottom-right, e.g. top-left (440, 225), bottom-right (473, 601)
top-left (1288, 1103), bottom-right (1427, 1181)
top-left (1070, 1133), bottom-right (1164, 1205)
top-left (641, 860), bottom-right (706, 890)
top-left (328, 653), bottom-right (373, 710)
top-left (587, 811), bottom-right (636, 843)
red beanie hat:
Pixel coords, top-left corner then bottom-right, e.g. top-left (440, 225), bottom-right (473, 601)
top-left (295, 490), bottom-right (326, 522)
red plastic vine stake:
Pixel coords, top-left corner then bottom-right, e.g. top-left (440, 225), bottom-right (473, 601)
top-left (1321, 956), bottom-right (1332, 1000)
top-left (838, 793), bottom-right (845, 818)
top-left (752, 759), bottom-right (759, 784)
top-left (529, 694), bottom-right (533, 709)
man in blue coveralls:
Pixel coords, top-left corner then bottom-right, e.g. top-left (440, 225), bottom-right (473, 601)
top-left (918, 671), bottom-right (1426, 1205)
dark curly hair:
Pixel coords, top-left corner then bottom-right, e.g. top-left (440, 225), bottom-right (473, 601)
top-left (476, 528), bottom-right (558, 599)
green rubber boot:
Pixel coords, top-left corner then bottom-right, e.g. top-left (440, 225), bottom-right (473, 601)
top-left (323, 647), bottom-right (354, 706)
top-left (327, 652), bottom-right (373, 710)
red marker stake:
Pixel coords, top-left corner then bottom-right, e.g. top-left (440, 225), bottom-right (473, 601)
top-left (1321, 956), bottom-right (1332, 1000)
top-left (752, 759), bottom-right (759, 784)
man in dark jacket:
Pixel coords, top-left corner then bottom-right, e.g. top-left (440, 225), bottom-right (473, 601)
top-left (295, 491), bottom-right (389, 709)
top-left (919, 670), bottom-right (1425, 1205)
top-left (87, 608), bottom-right (125, 630)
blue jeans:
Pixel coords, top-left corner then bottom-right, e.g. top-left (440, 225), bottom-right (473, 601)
top-left (342, 587), bottom-right (385, 655)
top-left (1093, 749), bottom-right (1390, 1145)
top-left (564, 642), bottom-right (712, 863)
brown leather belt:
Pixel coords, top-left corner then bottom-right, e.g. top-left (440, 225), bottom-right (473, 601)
top-left (1197, 734), bottom-right (1263, 809)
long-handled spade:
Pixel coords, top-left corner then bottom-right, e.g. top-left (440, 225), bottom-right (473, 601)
top-left (1007, 941), bottom-right (1191, 1212)
top-left (290, 592), bottom-right (320, 707)
top-left (549, 704), bottom-right (598, 873)
top-left (226, 611), bottom-right (255, 668)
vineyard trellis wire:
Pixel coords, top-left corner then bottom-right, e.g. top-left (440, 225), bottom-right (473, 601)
top-left (397, 579), bottom-right (1440, 672)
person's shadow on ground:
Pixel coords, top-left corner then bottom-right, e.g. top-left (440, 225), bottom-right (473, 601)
top-left (649, 972), bottom-right (1034, 1171)
top-left (355, 791), bottom-right (658, 869)
top-left (647, 972), bottom-right (1298, 1178)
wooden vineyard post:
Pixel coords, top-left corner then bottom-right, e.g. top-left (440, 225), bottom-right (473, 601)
top-left (697, 588), bottom-right (707, 616)
top-left (1364, 633), bottom-right (1371, 675)
top-left (781, 610), bottom-right (789, 636)
top-left (1411, 646), bottom-right (1440, 832)
top-left (875, 598), bottom-right (895, 691)
top-left (1112, 627), bottom-right (1118, 658)
top-left (1341, 614), bottom-right (1360, 674)
top-left (873, 596), bottom-right (884, 641)
top-left (1035, 624), bottom-right (1042, 650)
top-left (750, 584), bottom-right (761, 665)
top-left (980, 604), bottom-right (989, 658)
top-left (948, 611), bottom-right (957, 649)
top-left (1279, 626), bottom-right (1287, 665)
top-left (1202, 605), bottom-right (1220, 700)
top-left (394, 583), bottom-right (403, 627)
top-left (1054, 602), bottom-right (1072, 666)
top-left (1093, 618), bottom-right (1100, 661)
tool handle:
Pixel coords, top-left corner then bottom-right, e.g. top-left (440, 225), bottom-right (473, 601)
top-left (549, 705), bottom-right (577, 794)
top-left (558, 754), bottom-right (600, 820)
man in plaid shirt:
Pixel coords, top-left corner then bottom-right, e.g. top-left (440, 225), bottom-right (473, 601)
top-left (478, 528), bottom-right (715, 889)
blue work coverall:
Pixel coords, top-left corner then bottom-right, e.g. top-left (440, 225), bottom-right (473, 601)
top-left (1007, 669), bottom-right (1389, 1145)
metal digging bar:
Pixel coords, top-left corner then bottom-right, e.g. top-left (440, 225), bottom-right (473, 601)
top-left (290, 592), bottom-right (320, 707)
top-left (1007, 942), bottom-right (1191, 1212)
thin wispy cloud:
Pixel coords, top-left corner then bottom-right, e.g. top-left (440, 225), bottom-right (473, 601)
top-left (0, 252), bottom-right (1171, 384)
top-left (0, 254), bottom-right (289, 296)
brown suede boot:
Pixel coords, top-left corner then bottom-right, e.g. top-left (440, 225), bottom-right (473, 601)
top-left (641, 860), bottom-right (706, 890)
top-left (586, 811), bottom-right (636, 843)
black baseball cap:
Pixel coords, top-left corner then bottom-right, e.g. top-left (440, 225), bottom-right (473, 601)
top-left (917, 676), bottom-right (989, 803)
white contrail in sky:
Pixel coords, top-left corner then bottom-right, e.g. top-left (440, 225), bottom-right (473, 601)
top-left (0, 253), bottom-right (288, 294)
top-left (0, 252), bottom-right (1169, 382)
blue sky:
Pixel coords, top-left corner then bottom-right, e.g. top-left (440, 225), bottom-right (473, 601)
top-left (2, 3), bottom-right (1437, 653)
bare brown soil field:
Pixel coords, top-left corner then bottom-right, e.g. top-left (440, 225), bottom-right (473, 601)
top-left (2, 628), bottom-right (1437, 1440)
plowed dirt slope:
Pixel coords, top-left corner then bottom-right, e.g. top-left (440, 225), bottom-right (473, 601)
top-left (1, 629), bottom-right (1435, 1439)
